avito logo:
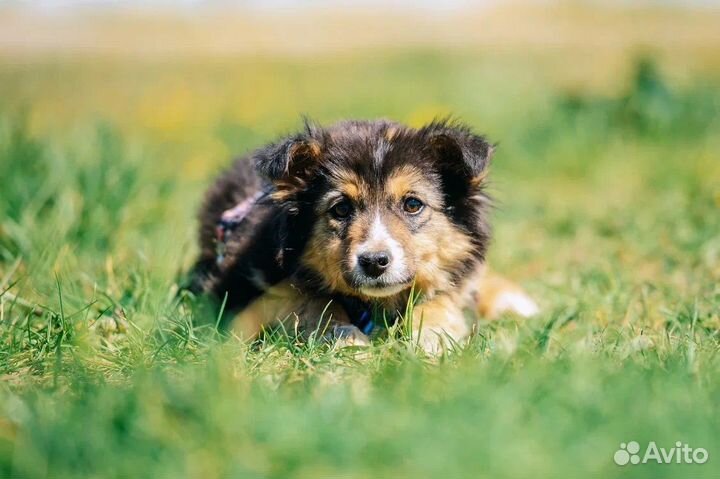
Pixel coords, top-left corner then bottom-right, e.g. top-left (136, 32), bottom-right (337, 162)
top-left (614, 441), bottom-right (709, 466)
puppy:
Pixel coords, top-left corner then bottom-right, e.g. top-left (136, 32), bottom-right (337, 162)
top-left (189, 119), bottom-right (537, 352)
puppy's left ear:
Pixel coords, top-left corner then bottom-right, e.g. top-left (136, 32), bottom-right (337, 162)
top-left (422, 120), bottom-right (494, 189)
top-left (253, 135), bottom-right (322, 198)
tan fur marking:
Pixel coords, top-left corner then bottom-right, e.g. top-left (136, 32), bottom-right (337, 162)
top-left (470, 169), bottom-right (490, 188)
top-left (332, 169), bottom-right (367, 202)
top-left (307, 140), bottom-right (322, 158)
top-left (386, 166), bottom-right (444, 207)
top-left (288, 140), bottom-right (321, 164)
top-left (270, 188), bottom-right (294, 202)
top-left (301, 223), bottom-right (356, 296)
top-left (411, 293), bottom-right (470, 354)
top-left (413, 217), bottom-right (475, 298)
top-left (384, 126), bottom-right (399, 141)
top-left (231, 280), bottom-right (355, 339)
top-left (346, 213), bottom-right (371, 245)
top-left (386, 170), bottom-right (416, 201)
top-left (231, 281), bottom-right (303, 338)
top-left (341, 180), bottom-right (361, 202)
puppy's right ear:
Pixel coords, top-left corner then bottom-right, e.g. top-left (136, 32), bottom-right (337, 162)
top-left (253, 135), bottom-right (322, 197)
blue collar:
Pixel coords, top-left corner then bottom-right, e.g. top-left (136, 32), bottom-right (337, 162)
top-left (356, 309), bottom-right (375, 335)
top-left (336, 295), bottom-right (375, 335)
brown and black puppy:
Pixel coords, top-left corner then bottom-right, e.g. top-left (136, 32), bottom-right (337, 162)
top-left (189, 119), bottom-right (537, 352)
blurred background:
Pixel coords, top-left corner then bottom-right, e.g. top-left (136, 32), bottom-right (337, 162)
top-left (1, 2), bottom-right (720, 478)
top-left (1, 0), bottom-right (718, 292)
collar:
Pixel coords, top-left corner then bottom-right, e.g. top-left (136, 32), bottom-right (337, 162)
top-left (335, 295), bottom-right (375, 335)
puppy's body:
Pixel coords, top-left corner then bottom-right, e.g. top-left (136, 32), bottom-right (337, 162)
top-left (190, 119), bottom-right (536, 352)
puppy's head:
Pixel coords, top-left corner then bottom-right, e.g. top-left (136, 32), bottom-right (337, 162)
top-left (254, 119), bottom-right (493, 300)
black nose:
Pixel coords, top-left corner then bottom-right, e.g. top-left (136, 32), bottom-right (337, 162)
top-left (357, 251), bottom-right (392, 278)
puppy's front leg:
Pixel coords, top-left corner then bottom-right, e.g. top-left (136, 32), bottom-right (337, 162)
top-left (410, 294), bottom-right (470, 354)
top-left (292, 298), bottom-right (370, 347)
top-left (232, 281), bottom-right (369, 346)
top-left (474, 268), bottom-right (539, 319)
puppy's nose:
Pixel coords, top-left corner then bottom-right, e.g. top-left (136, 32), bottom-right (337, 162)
top-left (357, 251), bottom-right (392, 278)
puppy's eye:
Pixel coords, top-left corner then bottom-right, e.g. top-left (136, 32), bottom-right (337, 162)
top-left (330, 200), bottom-right (352, 219)
top-left (403, 197), bottom-right (424, 214)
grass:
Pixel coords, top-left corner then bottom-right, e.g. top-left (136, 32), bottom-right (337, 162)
top-left (1, 30), bottom-right (720, 478)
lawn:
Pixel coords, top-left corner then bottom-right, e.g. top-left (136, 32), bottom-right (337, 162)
top-left (1, 5), bottom-right (719, 478)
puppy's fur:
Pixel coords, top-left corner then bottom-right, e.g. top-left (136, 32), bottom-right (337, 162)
top-left (190, 119), bottom-right (537, 352)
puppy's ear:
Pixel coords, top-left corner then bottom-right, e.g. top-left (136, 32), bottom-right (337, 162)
top-left (253, 135), bottom-right (322, 196)
top-left (421, 120), bottom-right (494, 188)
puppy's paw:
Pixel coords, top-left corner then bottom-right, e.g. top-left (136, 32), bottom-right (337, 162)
top-left (490, 290), bottom-right (539, 318)
top-left (477, 273), bottom-right (539, 319)
top-left (412, 329), bottom-right (456, 356)
top-left (332, 325), bottom-right (371, 348)
top-left (416, 334), bottom-right (444, 356)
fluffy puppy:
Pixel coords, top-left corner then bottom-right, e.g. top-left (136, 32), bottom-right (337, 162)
top-left (189, 119), bottom-right (537, 352)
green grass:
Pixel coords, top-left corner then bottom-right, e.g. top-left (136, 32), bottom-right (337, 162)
top-left (0, 50), bottom-right (719, 479)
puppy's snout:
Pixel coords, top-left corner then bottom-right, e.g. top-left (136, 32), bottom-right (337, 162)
top-left (357, 251), bottom-right (392, 278)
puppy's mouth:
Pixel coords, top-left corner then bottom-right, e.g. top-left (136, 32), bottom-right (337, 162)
top-left (349, 276), bottom-right (413, 298)
top-left (359, 281), bottom-right (412, 298)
